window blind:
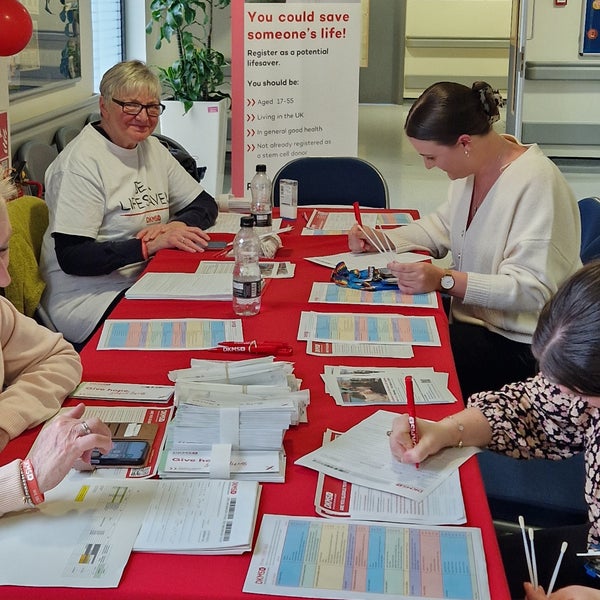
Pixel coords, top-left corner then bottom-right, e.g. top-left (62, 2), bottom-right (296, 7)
top-left (91, 0), bottom-right (124, 92)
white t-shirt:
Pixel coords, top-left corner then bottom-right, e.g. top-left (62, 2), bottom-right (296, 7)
top-left (40, 124), bottom-right (203, 343)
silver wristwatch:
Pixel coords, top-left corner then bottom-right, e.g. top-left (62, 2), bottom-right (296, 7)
top-left (440, 271), bottom-right (455, 291)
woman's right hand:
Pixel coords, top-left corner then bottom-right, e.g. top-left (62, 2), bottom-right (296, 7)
top-left (524, 583), bottom-right (600, 599)
top-left (348, 224), bottom-right (384, 253)
top-left (27, 403), bottom-right (112, 494)
top-left (388, 414), bottom-right (454, 464)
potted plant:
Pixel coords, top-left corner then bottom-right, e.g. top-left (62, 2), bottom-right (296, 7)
top-left (146, 0), bottom-right (231, 197)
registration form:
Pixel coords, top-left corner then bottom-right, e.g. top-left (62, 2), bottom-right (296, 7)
top-left (97, 318), bottom-right (244, 350)
top-left (0, 480), bottom-right (152, 587)
top-left (244, 515), bottom-right (490, 599)
top-left (298, 311), bottom-right (441, 347)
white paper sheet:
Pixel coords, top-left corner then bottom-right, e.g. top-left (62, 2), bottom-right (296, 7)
top-left (0, 479), bottom-right (152, 588)
top-left (295, 410), bottom-right (479, 501)
top-left (244, 515), bottom-right (490, 599)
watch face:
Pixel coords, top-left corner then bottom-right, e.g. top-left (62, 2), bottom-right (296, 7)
top-left (441, 274), bottom-right (455, 290)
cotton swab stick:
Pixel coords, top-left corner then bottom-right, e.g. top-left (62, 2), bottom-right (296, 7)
top-left (546, 541), bottom-right (568, 596)
top-left (519, 516), bottom-right (534, 585)
top-left (529, 528), bottom-right (538, 589)
top-left (357, 224), bottom-right (387, 254)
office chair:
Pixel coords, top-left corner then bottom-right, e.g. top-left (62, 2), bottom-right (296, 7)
top-left (271, 156), bottom-right (389, 208)
top-left (578, 196), bottom-right (600, 263)
top-left (14, 140), bottom-right (59, 193)
top-left (152, 133), bottom-right (206, 183)
top-left (4, 196), bottom-right (55, 330)
top-left (54, 126), bottom-right (81, 151)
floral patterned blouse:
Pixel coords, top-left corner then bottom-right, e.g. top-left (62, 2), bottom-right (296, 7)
top-left (468, 373), bottom-right (600, 548)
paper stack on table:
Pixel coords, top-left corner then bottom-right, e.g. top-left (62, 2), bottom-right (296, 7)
top-left (321, 365), bottom-right (458, 407)
top-left (160, 358), bottom-right (310, 482)
top-left (134, 479), bottom-right (261, 555)
top-left (313, 430), bottom-right (466, 525)
top-left (296, 409), bottom-right (478, 502)
top-left (124, 272), bottom-right (233, 300)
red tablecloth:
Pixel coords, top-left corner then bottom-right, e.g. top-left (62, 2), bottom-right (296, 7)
top-left (1, 210), bottom-right (510, 599)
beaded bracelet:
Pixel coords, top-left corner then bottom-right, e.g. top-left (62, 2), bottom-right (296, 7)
top-left (21, 458), bottom-right (45, 505)
top-left (445, 414), bottom-right (464, 448)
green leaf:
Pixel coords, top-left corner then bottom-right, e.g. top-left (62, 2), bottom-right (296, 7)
top-left (146, 0), bottom-right (231, 103)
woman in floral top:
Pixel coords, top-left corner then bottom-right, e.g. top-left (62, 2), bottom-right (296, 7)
top-left (389, 261), bottom-right (600, 599)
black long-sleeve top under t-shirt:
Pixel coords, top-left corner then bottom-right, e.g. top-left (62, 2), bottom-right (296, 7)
top-left (53, 191), bottom-right (217, 276)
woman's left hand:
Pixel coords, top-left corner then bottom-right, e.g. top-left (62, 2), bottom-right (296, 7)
top-left (137, 222), bottom-right (210, 254)
top-left (387, 261), bottom-right (443, 294)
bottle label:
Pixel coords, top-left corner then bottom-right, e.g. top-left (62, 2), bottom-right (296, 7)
top-left (253, 213), bottom-right (272, 227)
top-left (233, 279), bottom-right (262, 299)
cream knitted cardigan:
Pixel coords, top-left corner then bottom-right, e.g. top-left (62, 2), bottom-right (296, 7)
top-left (386, 142), bottom-right (581, 343)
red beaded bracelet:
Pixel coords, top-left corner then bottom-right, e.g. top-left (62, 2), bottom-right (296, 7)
top-left (21, 458), bottom-right (45, 505)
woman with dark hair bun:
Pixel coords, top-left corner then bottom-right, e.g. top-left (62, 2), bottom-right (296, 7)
top-left (388, 261), bottom-right (600, 598)
top-left (349, 80), bottom-right (581, 399)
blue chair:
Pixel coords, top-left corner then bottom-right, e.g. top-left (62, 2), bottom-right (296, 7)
top-left (578, 196), bottom-right (600, 263)
top-left (271, 156), bottom-right (389, 208)
top-left (477, 451), bottom-right (587, 528)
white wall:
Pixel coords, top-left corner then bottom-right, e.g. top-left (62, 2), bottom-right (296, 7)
top-left (520, 0), bottom-right (600, 156)
top-left (8, 2), bottom-right (94, 127)
top-left (404, 0), bottom-right (512, 98)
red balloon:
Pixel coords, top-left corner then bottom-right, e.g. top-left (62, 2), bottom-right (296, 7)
top-left (0, 0), bottom-right (33, 57)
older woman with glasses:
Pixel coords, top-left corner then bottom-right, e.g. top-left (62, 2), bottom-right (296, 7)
top-left (39, 60), bottom-right (218, 348)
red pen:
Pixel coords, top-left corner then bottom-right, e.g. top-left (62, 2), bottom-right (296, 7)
top-left (353, 201), bottom-right (363, 226)
top-left (209, 341), bottom-right (293, 356)
top-left (405, 375), bottom-right (419, 468)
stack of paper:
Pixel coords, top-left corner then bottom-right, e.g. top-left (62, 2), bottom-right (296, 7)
top-left (134, 479), bottom-right (261, 554)
top-left (160, 358), bottom-right (310, 482)
top-left (321, 365), bottom-right (458, 407)
top-left (168, 395), bottom-right (297, 449)
top-left (70, 381), bottom-right (174, 404)
top-left (169, 356), bottom-right (300, 392)
top-left (314, 430), bottom-right (466, 525)
top-left (125, 272), bottom-right (232, 300)
top-left (295, 410), bottom-right (478, 502)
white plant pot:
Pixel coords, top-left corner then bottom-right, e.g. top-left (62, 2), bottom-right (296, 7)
top-left (158, 98), bottom-right (228, 198)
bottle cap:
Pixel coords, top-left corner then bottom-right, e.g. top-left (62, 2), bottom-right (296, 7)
top-left (255, 164), bottom-right (267, 172)
top-left (240, 216), bottom-right (254, 227)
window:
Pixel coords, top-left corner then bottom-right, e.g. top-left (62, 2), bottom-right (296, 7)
top-left (91, 0), bottom-right (124, 93)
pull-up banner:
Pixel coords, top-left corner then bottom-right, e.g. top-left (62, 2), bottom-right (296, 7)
top-left (231, 0), bottom-right (361, 196)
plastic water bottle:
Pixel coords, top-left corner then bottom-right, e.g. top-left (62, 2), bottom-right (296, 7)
top-left (232, 216), bottom-right (262, 316)
top-left (250, 164), bottom-right (272, 229)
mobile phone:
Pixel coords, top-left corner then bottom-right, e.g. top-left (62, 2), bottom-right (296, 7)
top-left (206, 240), bottom-right (228, 250)
top-left (90, 440), bottom-right (149, 466)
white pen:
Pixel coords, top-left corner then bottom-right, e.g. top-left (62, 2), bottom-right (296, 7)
top-left (547, 541), bottom-right (568, 596)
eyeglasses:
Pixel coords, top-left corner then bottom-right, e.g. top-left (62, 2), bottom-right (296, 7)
top-left (112, 99), bottom-right (165, 118)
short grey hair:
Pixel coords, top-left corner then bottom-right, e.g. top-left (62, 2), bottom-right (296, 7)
top-left (99, 60), bottom-right (161, 103)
